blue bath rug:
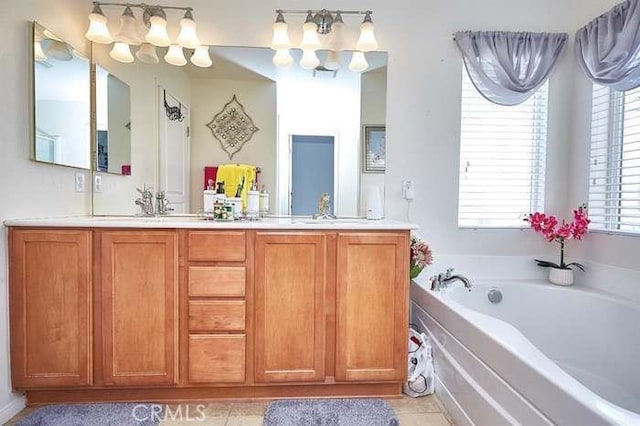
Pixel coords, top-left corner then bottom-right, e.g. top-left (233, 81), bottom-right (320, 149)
top-left (16, 403), bottom-right (164, 426)
top-left (264, 398), bottom-right (398, 426)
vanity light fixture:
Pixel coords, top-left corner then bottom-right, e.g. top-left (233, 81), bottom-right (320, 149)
top-left (270, 9), bottom-right (378, 72)
top-left (85, 2), bottom-right (212, 67)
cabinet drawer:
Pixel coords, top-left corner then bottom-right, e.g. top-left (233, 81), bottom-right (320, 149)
top-left (188, 231), bottom-right (246, 262)
top-left (189, 300), bottom-right (245, 331)
top-left (188, 335), bottom-right (246, 383)
top-left (188, 267), bottom-right (245, 297)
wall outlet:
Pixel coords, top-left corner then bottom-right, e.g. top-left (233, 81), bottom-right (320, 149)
top-left (75, 173), bottom-right (85, 192)
top-left (402, 180), bottom-right (415, 200)
top-left (94, 175), bottom-right (102, 193)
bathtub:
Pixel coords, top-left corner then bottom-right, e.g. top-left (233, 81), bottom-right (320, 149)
top-left (410, 278), bottom-right (640, 425)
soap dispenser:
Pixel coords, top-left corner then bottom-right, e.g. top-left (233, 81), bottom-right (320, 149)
top-left (259, 185), bottom-right (269, 217)
top-left (246, 180), bottom-right (260, 220)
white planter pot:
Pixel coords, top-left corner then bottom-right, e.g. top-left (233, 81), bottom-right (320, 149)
top-left (548, 267), bottom-right (574, 286)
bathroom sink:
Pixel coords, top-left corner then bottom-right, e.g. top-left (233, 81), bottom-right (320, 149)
top-left (291, 219), bottom-right (367, 225)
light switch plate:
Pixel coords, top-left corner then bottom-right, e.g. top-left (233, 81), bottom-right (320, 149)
top-left (75, 173), bottom-right (85, 192)
top-left (94, 175), bottom-right (102, 193)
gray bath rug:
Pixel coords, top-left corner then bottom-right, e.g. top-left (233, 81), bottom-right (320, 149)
top-left (16, 403), bottom-right (164, 426)
top-left (264, 398), bottom-right (398, 426)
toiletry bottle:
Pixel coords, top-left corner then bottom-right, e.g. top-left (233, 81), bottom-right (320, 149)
top-left (259, 185), bottom-right (269, 217)
top-left (246, 180), bottom-right (260, 220)
top-left (215, 181), bottom-right (227, 204)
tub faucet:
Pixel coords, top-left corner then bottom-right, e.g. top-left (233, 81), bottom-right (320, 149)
top-left (431, 268), bottom-right (472, 292)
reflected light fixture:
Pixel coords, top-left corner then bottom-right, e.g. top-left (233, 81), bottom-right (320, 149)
top-left (191, 45), bottom-right (212, 67)
top-left (85, 2), bottom-right (212, 67)
top-left (272, 48), bottom-right (293, 67)
top-left (45, 40), bottom-right (73, 61)
top-left (110, 42), bottom-right (135, 63)
top-left (165, 45), bottom-right (187, 66)
top-left (270, 9), bottom-right (378, 73)
top-left (136, 43), bottom-right (159, 64)
top-left (348, 51), bottom-right (369, 72)
top-left (300, 49), bottom-right (320, 69)
top-left (34, 41), bottom-right (47, 61)
top-left (115, 6), bottom-right (141, 45)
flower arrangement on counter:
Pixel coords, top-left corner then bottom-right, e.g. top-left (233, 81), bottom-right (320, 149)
top-left (410, 235), bottom-right (433, 279)
top-left (525, 205), bottom-right (590, 271)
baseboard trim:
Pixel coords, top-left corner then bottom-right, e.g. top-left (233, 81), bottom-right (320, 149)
top-left (0, 394), bottom-right (26, 424)
top-left (25, 383), bottom-right (402, 405)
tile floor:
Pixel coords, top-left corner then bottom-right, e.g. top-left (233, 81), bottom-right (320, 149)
top-left (5, 394), bottom-right (454, 426)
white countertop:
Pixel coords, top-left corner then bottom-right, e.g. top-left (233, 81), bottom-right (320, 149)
top-left (3, 215), bottom-right (418, 230)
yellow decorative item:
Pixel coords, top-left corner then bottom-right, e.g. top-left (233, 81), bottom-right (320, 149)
top-left (216, 164), bottom-right (256, 210)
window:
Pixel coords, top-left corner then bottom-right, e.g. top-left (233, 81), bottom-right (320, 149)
top-left (588, 84), bottom-right (640, 233)
top-left (458, 70), bottom-right (549, 228)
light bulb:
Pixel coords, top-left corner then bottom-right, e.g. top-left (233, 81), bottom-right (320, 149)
top-left (272, 48), bottom-right (293, 67)
top-left (300, 49), bottom-right (320, 69)
top-left (329, 12), bottom-right (345, 52)
top-left (146, 14), bottom-right (171, 47)
top-left (136, 43), bottom-right (159, 64)
top-left (115, 6), bottom-right (141, 45)
top-left (110, 42), bottom-right (134, 63)
top-left (34, 41), bottom-right (47, 61)
top-left (348, 51), bottom-right (369, 72)
top-left (270, 11), bottom-right (290, 50)
top-left (356, 13), bottom-right (378, 52)
top-left (165, 45), bottom-right (187, 66)
top-left (324, 50), bottom-right (341, 70)
top-left (85, 4), bottom-right (113, 44)
top-left (191, 45), bottom-right (212, 67)
top-left (177, 10), bottom-right (200, 49)
top-left (301, 11), bottom-right (321, 50)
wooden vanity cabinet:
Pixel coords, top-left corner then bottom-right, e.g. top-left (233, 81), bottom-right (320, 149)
top-left (185, 231), bottom-right (247, 385)
top-left (254, 232), bottom-right (327, 383)
top-left (335, 232), bottom-right (409, 382)
top-left (98, 230), bottom-right (179, 386)
top-left (8, 226), bottom-right (410, 401)
top-left (9, 229), bottom-right (92, 388)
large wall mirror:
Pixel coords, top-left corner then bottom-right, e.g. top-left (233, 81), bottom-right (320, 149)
top-left (95, 65), bottom-right (132, 175)
top-left (91, 42), bottom-right (387, 217)
top-left (32, 22), bottom-right (90, 169)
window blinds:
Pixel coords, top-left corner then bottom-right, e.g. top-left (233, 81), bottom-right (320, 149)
top-left (588, 84), bottom-right (640, 233)
top-left (458, 71), bottom-right (548, 228)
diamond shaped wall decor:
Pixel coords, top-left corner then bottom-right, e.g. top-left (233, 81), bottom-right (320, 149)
top-left (205, 95), bottom-right (259, 159)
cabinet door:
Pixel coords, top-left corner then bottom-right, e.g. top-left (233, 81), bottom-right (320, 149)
top-left (335, 232), bottom-right (409, 382)
top-left (254, 232), bottom-right (326, 382)
top-left (100, 231), bottom-right (178, 386)
top-left (9, 229), bottom-right (92, 388)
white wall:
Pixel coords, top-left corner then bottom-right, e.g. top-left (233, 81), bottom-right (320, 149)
top-left (360, 68), bottom-right (387, 216)
top-left (0, 0), bottom-right (93, 420)
top-left (190, 78), bottom-right (277, 213)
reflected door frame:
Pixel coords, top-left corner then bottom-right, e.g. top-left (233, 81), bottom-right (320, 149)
top-left (287, 130), bottom-right (340, 216)
top-left (157, 84), bottom-right (190, 214)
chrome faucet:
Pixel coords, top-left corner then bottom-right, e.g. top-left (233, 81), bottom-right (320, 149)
top-left (312, 192), bottom-right (336, 219)
top-left (430, 268), bottom-right (472, 292)
top-left (135, 185), bottom-right (155, 216)
top-left (155, 191), bottom-right (174, 216)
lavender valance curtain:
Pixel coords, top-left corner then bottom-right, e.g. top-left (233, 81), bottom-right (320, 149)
top-left (455, 31), bottom-right (568, 106)
top-left (575, 0), bottom-right (640, 91)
